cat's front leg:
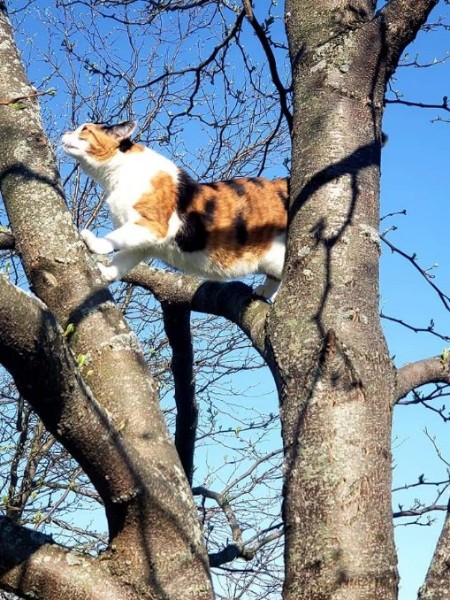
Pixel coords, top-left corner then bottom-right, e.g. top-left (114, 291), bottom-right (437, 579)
top-left (80, 229), bottom-right (115, 254)
top-left (98, 248), bottom-right (149, 282)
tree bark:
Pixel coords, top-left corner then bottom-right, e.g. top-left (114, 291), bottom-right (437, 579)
top-left (418, 503), bottom-right (450, 600)
top-left (396, 356), bottom-right (450, 402)
top-left (0, 517), bottom-right (130, 600)
top-left (0, 6), bottom-right (213, 599)
top-left (265, 1), bottom-right (438, 598)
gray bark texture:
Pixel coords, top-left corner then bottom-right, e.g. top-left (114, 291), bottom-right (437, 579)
top-left (418, 503), bottom-right (450, 599)
top-left (0, 5), bottom-right (212, 600)
top-left (266, 1), bottom-right (439, 599)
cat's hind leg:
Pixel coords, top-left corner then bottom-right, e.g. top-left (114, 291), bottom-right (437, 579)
top-left (254, 233), bottom-right (285, 300)
top-left (254, 275), bottom-right (280, 300)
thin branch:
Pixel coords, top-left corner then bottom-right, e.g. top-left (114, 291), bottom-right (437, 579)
top-left (385, 97), bottom-right (450, 112)
top-left (381, 311), bottom-right (450, 344)
top-left (241, 0), bottom-right (292, 133)
top-left (208, 527), bottom-right (283, 568)
top-left (381, 233), bottom-right (450, 311)
top-left (393, 504), bottom-right (448, 519)
top-left (123, 265), bottom-right (270, 362)
top-left (393, 478), bottom-right (450, 493)
top-left (192, 484), bottom-right (283, 567)
top-left (424, 428), bottom-right (450, 470)
top-left (0, 88), bottom-right (55, 106)
top-left (399, 386), bottom-right (450, 423)
top-left (122, 9), bottom-right (246, 111)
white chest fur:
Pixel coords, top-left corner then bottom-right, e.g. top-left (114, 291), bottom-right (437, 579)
top-left (98, 147), bottom-right (180, 227)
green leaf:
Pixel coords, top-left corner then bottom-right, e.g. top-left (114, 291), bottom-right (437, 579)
top-left (63, 323), bottom-right (76, 337)
top-left (11, 101), bottom-right (26, 110)
top-left (77, 354), bottom-right (88, 368)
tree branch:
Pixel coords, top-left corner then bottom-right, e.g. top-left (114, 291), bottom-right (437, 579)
top-left (380, 233), bottom-right (450, 311)
top-left (123, 265), bottom-right (271, 362)
top-left (395, 356), bottom-right (450, 404)
top-left (378, 0), bottom-right (439, 76)
top-left (0, 227), bottom-right (14, 249)
top-left (241, 0), bottom-right (292, 132)
top-left (193, 484), bottom-right (283, 567)
top-left (0, 273), bottom-right (139, 515)
top-left (162, 301), bottom-right (198, 485)
top-left (0, 517), bottom-right (128, 600)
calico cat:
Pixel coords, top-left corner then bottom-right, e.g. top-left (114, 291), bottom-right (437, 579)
top-left (62, 121), bottom-right (288, 299)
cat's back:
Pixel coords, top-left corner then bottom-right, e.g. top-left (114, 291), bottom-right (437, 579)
top-left (176, 174), bottom-right (288, 246)
top-left (171, 173), bottom-right (288, 279)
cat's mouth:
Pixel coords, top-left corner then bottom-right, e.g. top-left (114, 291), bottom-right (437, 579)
top-left (62, 141), bottom-right (81, 154)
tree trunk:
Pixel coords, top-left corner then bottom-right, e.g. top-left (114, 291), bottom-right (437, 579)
top-left (0, 7), bottom-right (213, 599)
top-left (267, 2), bottom-right (400, 598)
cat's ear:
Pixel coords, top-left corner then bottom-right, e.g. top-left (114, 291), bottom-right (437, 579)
top-left (106, 121), bottom-right (137, 141)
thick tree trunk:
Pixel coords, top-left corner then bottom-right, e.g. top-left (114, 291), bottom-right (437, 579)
top-left (0, 7), bottom-right (213, 599)
top-left (268, 2), bottom-right (398, 598)
top-left (266, 1), bottom-right (439, 598)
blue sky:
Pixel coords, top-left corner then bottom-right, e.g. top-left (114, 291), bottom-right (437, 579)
top-left (381, 4), bottom-right (450, 596)
top-left (7, 1), bottom-right (450, 598)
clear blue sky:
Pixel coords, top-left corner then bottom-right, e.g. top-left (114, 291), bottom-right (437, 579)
top-left (9, 1), bottom-right (450, 598)
top-left (380, 4), bottom-right (450, 596)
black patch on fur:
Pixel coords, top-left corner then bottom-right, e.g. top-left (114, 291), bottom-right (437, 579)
top-left (224, 180), bottom-right (246, 196)
top-left (204, 199), bottom-right (216, 227)
top-left (205, 182), bottom-right (219, 191)
top-left (234, 213), bottom-right (248, 246)
top-left (175, 212), bottom-right (207, 252)
top-left (119, 138), bottom-right (134, 153)
top-left (249, 178), bottom-right (265, 187)
top-left (177, 170), bottom-right (199, 212)
top-left (278, 190), bottom-right (289, 208)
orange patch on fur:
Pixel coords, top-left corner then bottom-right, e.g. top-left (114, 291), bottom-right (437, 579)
top-left (134, 172), bottom-right (178, 238)
top-left (125, 143), bottom-right (145, 153)
top-left (183, 177), bottom-right (288, 270)
top-left (81, 124), bottom-right (120, 162)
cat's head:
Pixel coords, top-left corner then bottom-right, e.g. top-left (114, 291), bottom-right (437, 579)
top-left (62, 121), bottom-right (137, 167)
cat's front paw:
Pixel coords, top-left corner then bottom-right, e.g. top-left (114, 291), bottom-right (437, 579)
top-left (98, 262), bottom-right (119, 282)
top-left (80, 228), bottom-right (97, 250)
top-left (80, 229), bottom-right (114, 255)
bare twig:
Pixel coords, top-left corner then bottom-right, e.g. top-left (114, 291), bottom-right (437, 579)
top-left (242, 0), bottom-right (292, 132)
top-left (0, 88), bottom-right (55, 106)
top-left (381, 233), bottom-right (450, 311)
top-left (192, 484), bottom-right (283, 567)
